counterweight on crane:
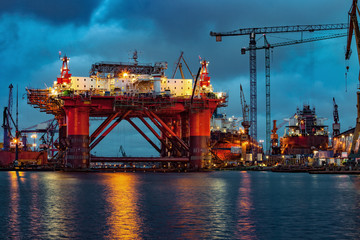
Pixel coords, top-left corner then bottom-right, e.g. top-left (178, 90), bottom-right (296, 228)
top-left (210, 23), bottom-right (348, 147)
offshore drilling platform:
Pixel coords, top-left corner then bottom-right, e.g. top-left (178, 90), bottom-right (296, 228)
top-left (26, 53), bottom-right (227, 170)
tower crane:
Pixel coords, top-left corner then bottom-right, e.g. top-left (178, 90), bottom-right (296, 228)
top-left (210, 23), bottom-right (348, 147)
top-left (241, 32), bottom-right (347, 154)
top-left (346, 0), bottom-right (360, 155)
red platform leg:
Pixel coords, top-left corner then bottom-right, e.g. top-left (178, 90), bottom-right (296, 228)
top-left (189, 109), bottom-right (211, 170)
top-left (65, 107), bottom-right (90, 168)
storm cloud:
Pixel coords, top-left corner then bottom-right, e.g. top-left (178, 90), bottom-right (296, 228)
top-left (0, 0), bottom-right (356, 156)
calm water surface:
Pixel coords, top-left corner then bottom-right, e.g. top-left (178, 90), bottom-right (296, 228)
top-left (0, 171), bottom-right (360, 239)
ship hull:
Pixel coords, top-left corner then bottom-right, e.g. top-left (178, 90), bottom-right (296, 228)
top-left (281, 135), bottom-right (328, 155)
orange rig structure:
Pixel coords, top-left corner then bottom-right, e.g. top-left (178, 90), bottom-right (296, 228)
top-left (27, 54), bottom-right (227, 170)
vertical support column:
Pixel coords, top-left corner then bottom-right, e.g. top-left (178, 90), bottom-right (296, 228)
top-left (65, 107), bottom-right (90, 168)
top-left (189, 109), bottom-right (211, 170)
top-left (162, 117), bottom-right (172, 157)
top-left (58, 114), bottom-right (67, 151)
top-left (173, 115), bottom-right (182, 156)
top-left (181, 112), bottom-right (190, 146)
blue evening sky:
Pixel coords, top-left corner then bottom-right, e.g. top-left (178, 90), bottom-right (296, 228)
top-left (0, 0), bottom-right (356, 156)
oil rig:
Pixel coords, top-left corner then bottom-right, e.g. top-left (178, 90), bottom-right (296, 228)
top-left (26, 53), bottom-right (227, 170)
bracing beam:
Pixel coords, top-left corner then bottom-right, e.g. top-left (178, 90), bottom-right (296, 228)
top-left (90, 112), bottom-right (120, 143)
top-left (148, 111), bottom-right (189, 151)
top-left (143, 111), bottom-right (187, 154)
top-left (127, 118), bottom-right (161, 153)
top-left (138, 116), bottom-right (171, 150)
top-left (90, 110), bottom-right (131, 150)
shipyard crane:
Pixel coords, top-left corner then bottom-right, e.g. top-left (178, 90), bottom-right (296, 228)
top-left (240, 32), bottom-right (347, 154)
top-left (2, 84), bottom-right (15, 151)
top-left (346, 0), bottom-right (360, 156)
top-left (270, 116), bottom-right (295, 155)
top-left (21, 118), bottom-right (58, 154)
top-left (240, 84), bottom-right (250, 136)
top-left (210, 23), bottom-right (348, 147)
top-left (332, 97), bottom-right (340, 141)
top-left (172, 52), bottom-right (194, 80)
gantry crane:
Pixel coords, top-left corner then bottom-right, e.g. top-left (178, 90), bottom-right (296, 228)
top-left (240, 32), bottom-right (347, 154)
top-left (346, 0), bottom-right (360, 155)
top-left (210, 23), bottom-right (348, 146)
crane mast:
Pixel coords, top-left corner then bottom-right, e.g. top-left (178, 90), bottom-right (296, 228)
top-left (264, 35), bottom-right (271, 155)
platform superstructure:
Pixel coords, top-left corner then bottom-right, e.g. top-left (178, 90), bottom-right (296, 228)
top-left (27, 53), bottom-right (227, 169)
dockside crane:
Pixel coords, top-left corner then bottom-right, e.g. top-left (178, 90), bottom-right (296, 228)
top-left (240, 84), bottom-right (250, 136)
top-left (346, 0), bottom-right (360, 156)
top-left (271, 119), bottom-right (289, 155)
top-left (241, 32), bottom-right (347, 154)
top-left (332, 97), bottom-right (340, 142)
top-left (2, 84), bottom-right (14, 151)
top-left (172, 52), bottom-right (194, 80)
top-left (210, 23), bottom-right (348, 149)
top-left (240, 84), bottom-right (251, 158)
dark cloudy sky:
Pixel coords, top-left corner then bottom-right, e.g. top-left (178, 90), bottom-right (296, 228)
top-left (0, 0), bottom-right (356, 156)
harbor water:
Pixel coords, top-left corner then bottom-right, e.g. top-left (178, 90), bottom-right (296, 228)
top-left (1, 171), bottom-right (360, 239)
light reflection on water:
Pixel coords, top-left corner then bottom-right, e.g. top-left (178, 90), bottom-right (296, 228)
top-left (103, 174), bottom-right (142, 239)
top-left (1, 171), bottom-right (360, 239)
top-left (236, 171), bottom-right (255, 239)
